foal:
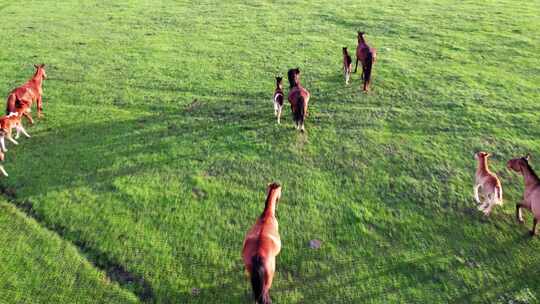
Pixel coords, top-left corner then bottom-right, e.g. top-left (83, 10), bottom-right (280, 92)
top-left (0, 112), bottom-right (31, 152)
top-left (507, 155), bottom-right (540, 236)
top-left (242, 183), bottom-right (282, 304)
top-left (272, 77), bottom-right (284, 124)
top-left (6, 64), bottom-right (47, 124)
top-left (287, 68), bottom-right (310, 132)
top-left (474, 152), bottom-right (503, 216)
top-left (342, 47), bottom-right (352, 85)
top-left (354, 32), bottom-right (377, 91)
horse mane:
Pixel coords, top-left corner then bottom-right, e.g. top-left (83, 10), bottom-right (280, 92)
top-left (523, 159), bottom-right (540, 182)
top-left (287, 69), bottom-right (297, 88)
top-left (261, 183), bottom-right (280, 218)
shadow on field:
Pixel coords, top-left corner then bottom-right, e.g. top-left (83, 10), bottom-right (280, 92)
top-left (0, 98), bottom-right (305, 303)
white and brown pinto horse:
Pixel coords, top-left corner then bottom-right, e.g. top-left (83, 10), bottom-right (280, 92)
top-left (287, 68), bottom-right (310, 132)
top-left (242, 183), bottom-right (282, 304)
top-left (342, 47), bottom-right (352, 85)
top-left (507, 155), bottom-right (540, 236)
top-left (273, 77), bottom-right (284, 124)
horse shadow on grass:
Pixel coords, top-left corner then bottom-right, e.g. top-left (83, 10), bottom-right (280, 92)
top-left (0, 97), bottom-right (312, 303)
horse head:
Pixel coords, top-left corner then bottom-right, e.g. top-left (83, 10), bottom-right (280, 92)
top-left (34, 64), bottom-right (47, 79)
top-left (287, 68), bottom-right (301, 88)
top-left (507, 155), bottom-right (531, 173)
top-left (474, 151), bottom-right (491, 161)
top-left (275, 76), bottom-right (283, 89)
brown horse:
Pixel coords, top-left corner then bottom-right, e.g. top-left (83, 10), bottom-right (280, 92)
top-left (342, 47), bottom-right (352, 85)
top-left (242, 183), bottom-right (282, 304)
top-left (6, 64), bottom-right (47, 124)
top-left (474, 152), bottom-right (503, 216)
top-left (273, 77), bottom-right (284, 124)
top-left (287, 68), bottom-right (310, 132)
top-left (354, 32), bottom-right (377, 91)
top-left (507, 155), bottom-right (540, 236)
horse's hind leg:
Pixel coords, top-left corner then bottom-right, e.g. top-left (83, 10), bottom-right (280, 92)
top-left (0, 137), bottom-right (6, 152)
top-left (277, 106), bottom-right (282, 124)
top-left (354, 58), bottom-right (359, 73)
top-left (0, 165), bottom-right (7, 177)
top-left (474, 185), bottom-right (481, 204)
top-left (483, 202), bottom-right (494, 216)
top-left (530, 218), bottom-right (538, 236)
top-left (516, 203), bottom-right (524, 224)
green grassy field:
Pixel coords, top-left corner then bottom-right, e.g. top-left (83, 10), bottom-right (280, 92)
top-left (1, 0), bottom-right (540, 303)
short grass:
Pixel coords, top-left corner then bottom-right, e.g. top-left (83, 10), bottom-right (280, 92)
top-left (1, 0), bottom-right (540, 303)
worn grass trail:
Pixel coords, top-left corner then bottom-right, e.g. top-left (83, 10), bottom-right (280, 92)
top-left (1, 0), bottom-right (540, 303)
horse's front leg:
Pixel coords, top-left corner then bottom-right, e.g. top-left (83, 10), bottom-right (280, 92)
top-left (353, 58), bottom-right (359, 73)
top-left (37, 95), bottom-right (44, 118)
top-left (18, 125), bottom-right (31, 138)
top-left (23, 112), bottom-right (34, 125)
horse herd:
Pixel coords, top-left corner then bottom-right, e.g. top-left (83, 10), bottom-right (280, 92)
top-left (0, 32), bottom-right (538, 304)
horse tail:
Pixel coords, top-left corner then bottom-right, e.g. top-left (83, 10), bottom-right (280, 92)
top-left (6, 93), bottom-right (17, 115)
top-left (250, 255), bottom-right (271, 304)
top-left (364, 51), bottom-right (373, 86)
top-left (294, 96), bottom-right (305, 125)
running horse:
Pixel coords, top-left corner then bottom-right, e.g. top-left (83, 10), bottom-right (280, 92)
top-left (507, 155), bottom-right (540, 236)
top-left (272, 77), bottom-right (284, 124)
top-left (287, 68), bottom-right (310, 132)
top-left (342, 47), bottom-right (352, 85)
top-left (242, 183), bottom-right (282, 304)
top-left (354, 32), bottom-right (376, 92)
top-left (6, 64), bottom-right (47, 124)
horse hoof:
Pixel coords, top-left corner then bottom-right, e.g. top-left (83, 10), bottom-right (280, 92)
top-left (529, 230), bottom-right (536, 237)
top-left (518, 219), bottom-right (525, 224)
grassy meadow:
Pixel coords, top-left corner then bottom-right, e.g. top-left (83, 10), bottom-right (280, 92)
top-left (1, 0), bottom-right (540, 303)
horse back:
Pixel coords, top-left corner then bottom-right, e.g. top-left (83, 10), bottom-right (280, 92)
top-left (11, 86), bottom-right (37, 103)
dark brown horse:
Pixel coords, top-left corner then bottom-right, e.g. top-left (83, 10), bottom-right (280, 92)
top-left (354, 32), bottom-right (377, 91)
top-left (342, 47), bottom-right (352, 85)
top-left (6, 64), bottom-right (47, 124)
top-left (287, 68), bottom-right (310, 132)
top-left (242, 183), bottom-right (282, 304)
top-left (507, 155), bottom-right (540, 236)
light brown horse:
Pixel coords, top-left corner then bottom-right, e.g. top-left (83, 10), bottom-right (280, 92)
top-left (287, 68), bottom-right (310, 132)
top-left (474, 152), bottom-right (503, 216)
top-left (242, 183), bottom-right (282, 304)
top-left (6, 64), bottom-right (47, 124)
top-left (354, 32), bottom-right (377, 91)
top-left (342, 47), bottom-right (352, 85)
top-left (507, 155), bottom-right (540, 236)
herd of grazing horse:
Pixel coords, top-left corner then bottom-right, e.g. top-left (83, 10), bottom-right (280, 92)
top-left (0, 31), bottom-right (537, 303)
